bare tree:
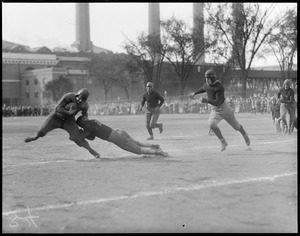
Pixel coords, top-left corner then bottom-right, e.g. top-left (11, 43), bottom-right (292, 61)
top-left (160, 17), bottom-right (214, 96)
top-left (110, 53), bottom-right (143, 99)
top-left (206, 3), bottom-right (291, 98)
top-left (84, 53), bottom-right (114, 102)
top-left (123, 32), bottom-right (166, 87)
top-left (266, 8), bottom-right (297, 80)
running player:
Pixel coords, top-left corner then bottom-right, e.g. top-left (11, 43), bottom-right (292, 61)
top-left (190, 69), bottom-right (251, 151)
top-left (277, 79), bottom-right (296, 134)
top-left (140, 82), bottom-right (164, 140)
top-left (75, 116), bottom-right (169, 157)
top-left (24, 88), bottom-right (100, 158)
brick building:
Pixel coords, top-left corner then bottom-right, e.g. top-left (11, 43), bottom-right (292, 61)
top-left (2, 52), bottom-right (93, 106)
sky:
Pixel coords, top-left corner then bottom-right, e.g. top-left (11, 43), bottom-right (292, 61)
top-left (2, 2), bottom-right (297, 67)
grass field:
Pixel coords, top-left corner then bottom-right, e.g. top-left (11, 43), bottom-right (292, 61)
top-left (2, 113), bottom-right (297, 233)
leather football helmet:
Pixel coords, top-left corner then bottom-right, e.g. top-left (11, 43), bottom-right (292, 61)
top-left (146, 82), bottom-right (153, 87)
top-left (205, 69), bottom-right (217, 85)
top-left (283, 79), bottom-right (292, 87)
top-left (76, 88), bottom-right (89, 101)
top-left (205, 69), bottom-right (217, 81)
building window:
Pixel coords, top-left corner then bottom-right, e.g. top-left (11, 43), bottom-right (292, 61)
top-left (34, 90), bottom-right (38, 98)
top-left (34, 78), bottom-right (38, 85)
top-left (26, 91), bottom-right (30, 99)
top-left (26, 80), bottom-right (29, 86)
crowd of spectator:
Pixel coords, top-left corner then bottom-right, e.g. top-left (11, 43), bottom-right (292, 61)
top-left (2, 104), bottom-right (55, 117)
top-left (2, 93), bottom-right (297, 117)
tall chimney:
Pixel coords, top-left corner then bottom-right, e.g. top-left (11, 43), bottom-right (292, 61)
top-left (148, 3), bottom-right (160, 37)
top-left (193, 3), bottom-right (205, 65)
top-left (72, 3), bottom-right (93, 52)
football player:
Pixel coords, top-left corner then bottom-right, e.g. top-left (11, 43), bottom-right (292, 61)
top-left (75, 116), bottom-right (169, 157)
top-left (140, 82), bottom-right (164, 140)
top-left (190, 69), bottom-right (251, 151)
top-left (24, 88), bottom-right (100, 158)
top-left (277, 79), bottom-right (296, 134)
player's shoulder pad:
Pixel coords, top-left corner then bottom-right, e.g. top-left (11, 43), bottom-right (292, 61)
top-left (56, 92), bottom-right (76, 106)
top-left (63, 92), bottom-right (77, 102)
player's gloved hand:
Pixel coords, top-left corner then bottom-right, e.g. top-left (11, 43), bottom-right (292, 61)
top-left (190, 93), bottom-right (195, 99)
top-left (201, 97), bottom-right (208, 103)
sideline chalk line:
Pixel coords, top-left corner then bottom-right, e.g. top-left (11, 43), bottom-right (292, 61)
top-left (2, 172), bottom-right (296, 216)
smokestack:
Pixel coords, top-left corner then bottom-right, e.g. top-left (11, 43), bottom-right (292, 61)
top-left (148, 3), bottom-right (160, 37)
top-left (232, 3), bottom-right (244, 68)
top-left (72, 3), bottom-right (93, 52)
top-left (193, 3), bottom-right (205, 65)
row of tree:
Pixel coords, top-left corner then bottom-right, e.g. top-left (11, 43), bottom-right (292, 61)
top-left (44, 3), bottom-right (297, 101)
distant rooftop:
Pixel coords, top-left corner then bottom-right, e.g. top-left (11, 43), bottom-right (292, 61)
top-left (2, 40), bottom-right (112, 54)
top-left (3, 52), bottom-right (57, 60)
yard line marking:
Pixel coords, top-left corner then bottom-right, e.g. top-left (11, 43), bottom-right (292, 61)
top-left (3, 160), bottom-right (69, 168)
top-left (2, 172), bottom-right (296, 216)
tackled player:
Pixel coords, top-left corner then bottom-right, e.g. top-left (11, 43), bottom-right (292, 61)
top-left (75, 116), bottom-right (169, 157)
top-left (24, 88), bottom-right (100, 158)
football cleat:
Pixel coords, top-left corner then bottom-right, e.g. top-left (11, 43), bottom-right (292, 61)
top-left (159, 123), bottom-right (163, 134)
top-left (158, 151), bottom-right (169, 157)
top-left (243, 134), bottom-right (250, 146)
top-left (24, 137), bottom-right (36, 143)
top-left (151, 144), bottom-right (160, 149)
top-left (147, 135), bottom-right (154, 140)
top-left (90, 150), bottom-right (100, 158)
top-left (221, 140), bottom-right (228, 151)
